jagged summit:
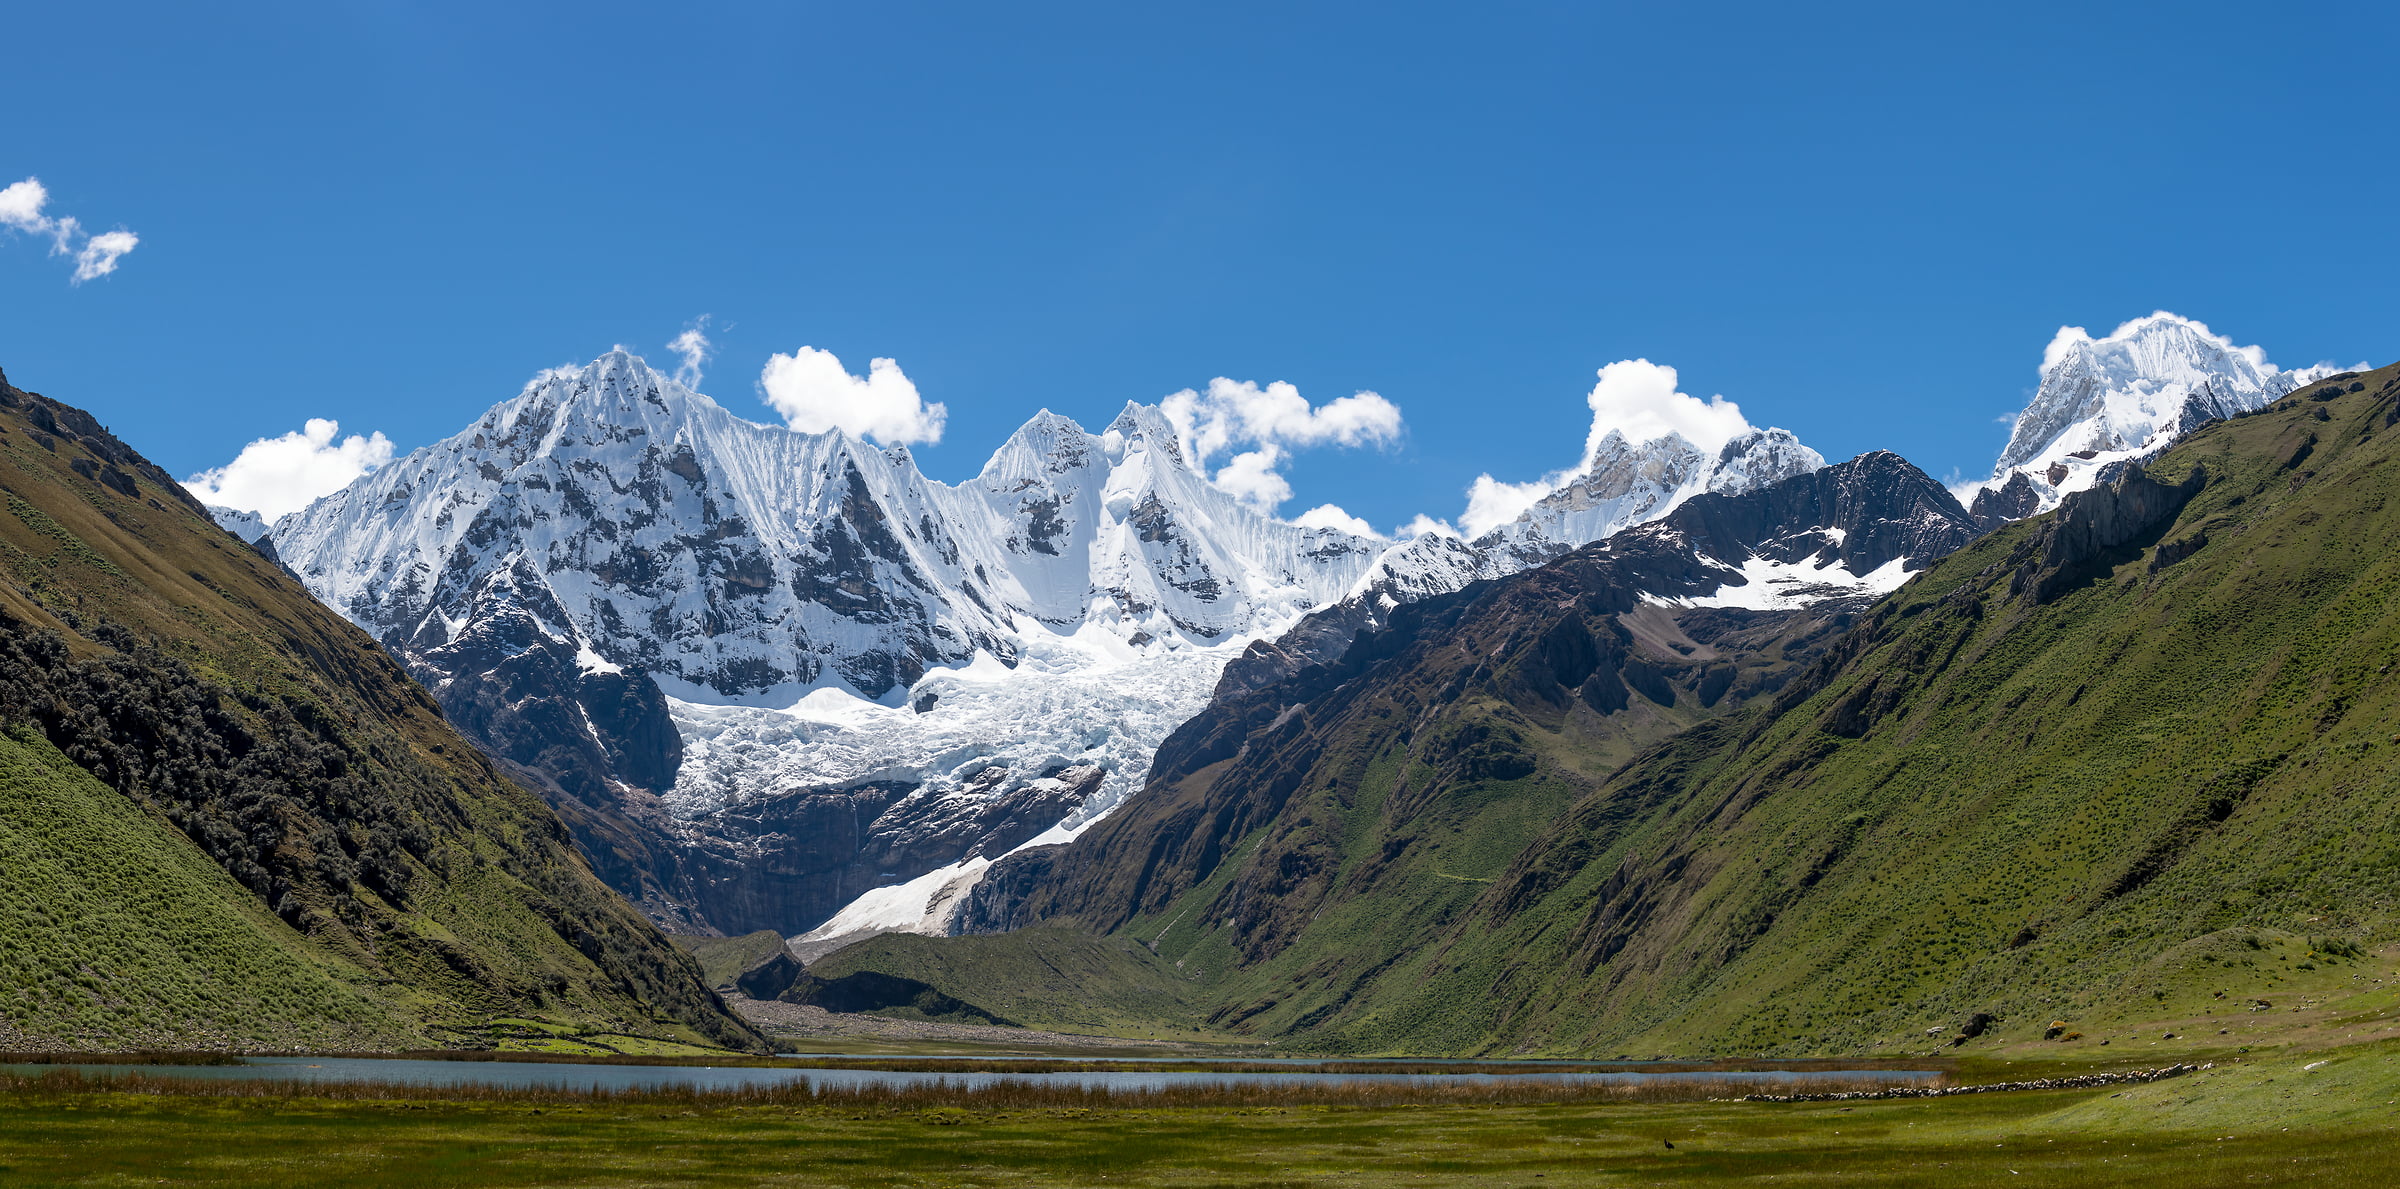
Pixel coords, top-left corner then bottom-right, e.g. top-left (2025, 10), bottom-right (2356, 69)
top-left (1481, 425), bottom-right (1824, 564)
top-left (1333, 423), bottom-right (1829, 596)
top-left (274, 351), bottom-right (1389, 703)
top-left (1971, 311), bottom-right (2345, 520)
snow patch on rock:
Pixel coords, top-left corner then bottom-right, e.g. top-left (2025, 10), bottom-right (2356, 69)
top-left (1649, 553), bottom-right (1914, 612)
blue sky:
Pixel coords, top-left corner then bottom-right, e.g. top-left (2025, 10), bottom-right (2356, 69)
top-left (3, 1), bottom-right (2394, 532)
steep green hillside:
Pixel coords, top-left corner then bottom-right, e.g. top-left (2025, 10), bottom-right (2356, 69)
top-left (862, 364), bottom-right (2400, 1057)
top-left (1381, 363), bottom-right (2400, 1057)
top-left (0, 727), bottom-right (417, 1050)
top-left (0, 368), bottom-right (760, 1052)
top-left (671, 931), bottom-right (792, 991)
top-left (805, 928), bottom-right (1209, 1035)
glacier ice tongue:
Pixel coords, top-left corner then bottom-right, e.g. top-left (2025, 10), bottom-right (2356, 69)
top-left (667, 624), bottom-right (1238, 828)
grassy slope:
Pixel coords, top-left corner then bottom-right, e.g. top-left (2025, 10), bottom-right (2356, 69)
top-left (930, 551), bottom-right (1864, 1041)
top-left (0, 371), bottom-right (759, 1052)
top-left (668, 931), bottom-right (788, 989)
top-left (1368, 364), bottom-right (2400, 1057)
top-left (807, 928), bottom-right (1214, 1037)
top-left (0, 728), bottom-right (417, 1051)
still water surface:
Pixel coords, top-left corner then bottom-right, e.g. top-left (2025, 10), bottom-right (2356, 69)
top-left (6, 1056), bottom-right (1940, 1094)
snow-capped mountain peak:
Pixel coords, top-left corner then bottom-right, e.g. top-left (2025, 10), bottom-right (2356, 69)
top-left (1973, 311), bottom-right (2350, 519)
top-left (276, 351), bottom-right (1401, 703)
top-left (207, 504), bottom-right (271, 543)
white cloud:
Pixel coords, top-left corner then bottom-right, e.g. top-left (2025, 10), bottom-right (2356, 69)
top-left (184, 419), bottom-right (395, 520)
top-left (1579, 359), bottom-right (1753, 465)
top-left (758, 346), bottom-right (945, 445)
top-left (1459, 474), bottom-right (1554, 538)
top-left (72, 230), bottom-right (138, 282)
top-left (1209, 447), bottom-right (1292, 509)
top-left (1290, 502), bottom-right (1380, 538)
top-left (0, 179), bottom-right (53, 235)
top-left (1159, 377), bottom-right (1403, 513)
top-left (0, 177), bottom-right (137, 284)
top-left (1396, 513), bottom-right (1458, 539)
top-left (668, 319), bottom-right (713, 389)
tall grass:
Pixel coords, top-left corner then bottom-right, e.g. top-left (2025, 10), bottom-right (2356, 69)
top-left (0, 1050), bottom-right (244, 1066)
top-left (0, 1068), bottom-right (1925, 1110)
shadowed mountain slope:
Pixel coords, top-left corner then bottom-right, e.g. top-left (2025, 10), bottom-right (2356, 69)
top-left (0, 368), bottom-right (760, 1052)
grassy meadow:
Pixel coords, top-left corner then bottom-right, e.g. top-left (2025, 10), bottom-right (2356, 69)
top-left (3, 1032), bottom-right (2398, 1186)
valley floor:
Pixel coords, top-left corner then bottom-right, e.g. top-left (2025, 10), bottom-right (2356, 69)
top-left (5, 1038), bottom-right (2398, 1186)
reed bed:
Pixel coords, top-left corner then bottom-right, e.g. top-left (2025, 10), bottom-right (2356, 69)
top-left (0, 1051), bottom-right (245, 1066)
top-left (0, 1067), bottom-right (1928, 1110)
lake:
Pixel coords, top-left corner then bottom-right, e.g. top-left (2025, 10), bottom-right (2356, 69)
top-left (4, 1056), bottom-right (1940, 1094)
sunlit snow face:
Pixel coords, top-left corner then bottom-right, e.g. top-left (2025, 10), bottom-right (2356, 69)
top-left (1637, 552), bottom-right (1912, 614)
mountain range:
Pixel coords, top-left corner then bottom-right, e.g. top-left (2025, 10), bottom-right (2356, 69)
top-left (1, 306), bottom-right (2376, 1060)
top-left (250, 352), bottom-right (1830, 944)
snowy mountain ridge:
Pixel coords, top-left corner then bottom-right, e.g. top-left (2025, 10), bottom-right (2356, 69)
top-left (272, 351), bottom-right (1395, 706)
top-left (1475, 425), bottom-right (1824, 567)
top-left (207, 505), bottom-right (271, 543)
top-left (259, 350), bottom-right (1859, 942)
